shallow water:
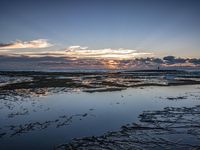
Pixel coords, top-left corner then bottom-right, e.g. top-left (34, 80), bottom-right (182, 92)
top-left (0, 84), bottom-right (200, 150)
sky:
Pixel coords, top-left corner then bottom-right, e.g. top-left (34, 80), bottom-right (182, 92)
top-left (0, 0), bottom-right (200, 70)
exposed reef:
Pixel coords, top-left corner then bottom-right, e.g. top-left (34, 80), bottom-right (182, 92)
top-left (56, 105), bottom-right (200, 150)
top-left (1, 70), bottom-right (200, 94)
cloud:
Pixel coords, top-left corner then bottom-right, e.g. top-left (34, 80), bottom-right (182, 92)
top-left (2, 45), bottom-right (152, 59)
top-left (0, 55), bottom-right (199, 71)
top-left (65, 46), bottom-right (152, 59)
top-left (188, 58), bottom-right (200, 65)
top-left (0, 39), bottom-right (53, 50)
top-left (11, 51), bottom-right (68, 57)
top-left (68, 46), bottom-right (88, 50)
top-left (0, 44), bottom-right (199, 70)
top-left (163, 56), bottom-right (187, 64)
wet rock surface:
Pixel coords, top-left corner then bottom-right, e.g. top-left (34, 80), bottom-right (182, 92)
top-left (0, 70), bottom-right (200, 150)
top-left (5, 111), bottom-right (93, 137)
top-left (0, 70), bottom-right (200, 93)
top-left (56, 105), bottom-right (200, 150)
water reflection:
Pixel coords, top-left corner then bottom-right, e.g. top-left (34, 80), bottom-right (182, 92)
top-left (0, 71), bottom-right (200, 149)
top-left (57, 105), bottom-right (200, 150)
top-left (6, 110), bottom-right (94, 137)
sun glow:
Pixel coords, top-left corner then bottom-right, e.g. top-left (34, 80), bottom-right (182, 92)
top-left (102, 60), bottom-right (120, 69)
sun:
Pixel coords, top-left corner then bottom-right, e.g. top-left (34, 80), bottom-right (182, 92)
top-left (102, 60), bottom-right (120, 69)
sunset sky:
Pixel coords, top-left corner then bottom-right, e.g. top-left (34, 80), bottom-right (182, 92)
top-left (0, 0), bottom-right (200, 70)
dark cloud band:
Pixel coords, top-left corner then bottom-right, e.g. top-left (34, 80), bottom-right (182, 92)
top-left (0, 55), bottom-right (199, 71)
